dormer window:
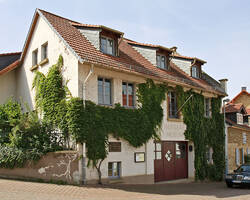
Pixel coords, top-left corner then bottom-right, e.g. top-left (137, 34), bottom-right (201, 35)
top-left (156, 54), bottom-right (167, 69)
top-left (101, 36), bottom-right (116, 56)
top-left (191, 65), bottom-right (200, 78)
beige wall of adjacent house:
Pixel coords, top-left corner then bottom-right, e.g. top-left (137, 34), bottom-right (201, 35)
top-left (16, 15), bottom-right (79, 110)
top-left (233, 93), bottom-right (250, 109)
top-left (79, 63), bottom-right (195, 181)
top-left (228, 126), bottom-right (250, 172)
top-left (0, 70), bottom-right (16, 104)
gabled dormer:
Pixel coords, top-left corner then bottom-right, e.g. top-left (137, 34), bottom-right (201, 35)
top-left (171, 49), bottom-right (206, 79)
top-left (125, 39), bottom-right (172, 70)
top-left (71, 22), bottom-right (123, 56)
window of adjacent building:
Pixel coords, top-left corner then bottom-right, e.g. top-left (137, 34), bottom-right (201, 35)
top-left (237, 113), bottom-right (243, 125)
top-left (98, 77), bottom-right (112, 105)
top-left (108, 162), bottom-right (121, 178)
top-left (109, 142), bottom-right (121, 152)
top-left (154, 142), bottom-right (162, 160)
top-left (191, 65), bottom-right (199, 78)
top-left (32, 49), bottom-right (38, 66)
top-left (101, 37), bottom-right (115, 56)
top-left (243, 133), bottom-right (247, 144)
top-left (41, 42), bottom-right (48, 60)
top-left (122, 82), bottom-right (134, 107)
top-left (156, 54), bottom-right (167, 69)
top-left (168, 92), bottom-right (178, 118)
top-left (205, 98), bottom-right (211, 117)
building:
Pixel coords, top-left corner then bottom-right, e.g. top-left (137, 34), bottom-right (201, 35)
top-left (225, 87), bottom-right (250, 172)
top-left (0, 9), bottom-right (227, 184)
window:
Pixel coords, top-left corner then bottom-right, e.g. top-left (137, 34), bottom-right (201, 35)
top-left (32, 49), bottom-right (38, 66)
top-left (168, 92), bottom-right (178, 118)
top-left (237, 113), bottom-right (243, 125)
top-left (109, 142), bottom-right (121, 152)
top-left (205, 98), bottom-right (211, 117)
top-left (156, 54), bottom-right (167, 69)
top-left (176, 142), bottom-right (186, 159)
top-left (191, 65), bottom-right (199, 78)
top-left (98, 77), bottom-right (112, 105)
top-left (41, 42), bottom-right (48, 60)
top-left (101, 37), bottom-right (115, 55)
top-left (108, 162), bottom-right (121, 178)
top-left (154, 142), bottom-right (162, 160)
top-left (122, 82), bottom-right (134, 107)
top-left (206, 147), bottom-right (213, 164)
top-left (243, 133), bottom-right (247, 144)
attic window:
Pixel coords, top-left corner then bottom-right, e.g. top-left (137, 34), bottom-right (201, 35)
top-left (191, 65), bottom-right (200, 78)
top-left (101, 36), bottom-right (116, 56)
top-left (156, 54), bottom-right (167, 69)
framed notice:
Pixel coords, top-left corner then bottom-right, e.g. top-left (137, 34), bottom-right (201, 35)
top-left (134, 152), bottom-right (145, 163)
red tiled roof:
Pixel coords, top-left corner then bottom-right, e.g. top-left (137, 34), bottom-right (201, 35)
top-left (0, 52), bottom-right (21, 75)
top-left (124, 38), bottom-right (172, 53)
top-left (225, 103), bottom-right (244, 113)
top-left (24, 9), bottom-right (225, 96)
top-left (171, 53), bottom-right (206, 64)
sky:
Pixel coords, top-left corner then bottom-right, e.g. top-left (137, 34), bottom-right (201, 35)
top-left (0, 0), bottom-right (249, 99)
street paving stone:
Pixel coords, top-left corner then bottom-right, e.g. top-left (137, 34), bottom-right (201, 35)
top-left (0, 178), bottom-right (249, 200)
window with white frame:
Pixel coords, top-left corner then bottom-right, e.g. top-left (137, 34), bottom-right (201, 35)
top-left (205, 98), bottom-right (211, 117)
top-left (32, 49), bottom-right (38, 66)
top-left (101, 37), bottom-right (116, 56)
top-left (243, 133), bottom-right (247, 144)
top-left (122, 82), bottom-right (134, 107)
top-left (156, 54), bottom-right (167, 69)
top-left (168, 92), bottom-right (178, 118)
top-left (41, 42), bottom-right (48, 60)
top-left (98, 77), bottom-right (112, 105)
top-left (237, 113), bottom-right (243, 125)
top-left (191, 65), bottom-right (199, 78)
top-left (108, 162), bottom-right (121, 178)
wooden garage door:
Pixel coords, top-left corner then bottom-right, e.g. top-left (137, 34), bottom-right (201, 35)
top-left (154, 141), bottom-right (188, 182)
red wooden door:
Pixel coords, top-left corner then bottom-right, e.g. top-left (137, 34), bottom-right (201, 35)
top-left (163, 142), bottom-right (175, 180)
top-left (175, 141), bottom-right (188, 179)
top-left (154, 141), bottom-right (188, 182)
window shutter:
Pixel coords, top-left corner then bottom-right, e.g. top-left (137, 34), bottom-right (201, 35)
top-left (236, 148), bottom-right (240, 166)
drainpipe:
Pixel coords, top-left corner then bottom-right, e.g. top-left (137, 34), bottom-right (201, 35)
top-left (80, 64), bottom-right (94, 185)
top-left (223, 98), bottom-right (230, 175)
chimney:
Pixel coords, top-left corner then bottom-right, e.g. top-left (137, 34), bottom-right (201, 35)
top-left (219, 79), bottom-right (228, 94)
top-left (242, 86), bottom-right (247, 91)
top-left (170, 46), bottom-right (178, 55)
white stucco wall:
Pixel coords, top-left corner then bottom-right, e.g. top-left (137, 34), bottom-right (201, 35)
top-left (16, 15), bottom-right (79, 110)
top-left (0, 70), bottom-right (16, 104)
top-left (132, 46), bottom-right (157, 66)
top-left (78, 28), bottom-right (101, 50)
top-left (79, 63), bottom-right (194, 181)
top-left (172, 58), bottom-right (192, 75)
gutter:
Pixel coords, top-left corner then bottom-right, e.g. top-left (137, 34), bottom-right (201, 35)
top-left (80, 64), bottom-right (94, 185)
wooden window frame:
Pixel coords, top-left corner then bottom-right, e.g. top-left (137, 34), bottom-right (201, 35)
top-left (204, 98), bottom-right (211, 118)
top-left (32, 49), bottom-right (38, 67)
top-left (122, 82), bottom-right (135, 107)
top-left (98, 77), bottom-right (112, 106)
top-left (191, 65), bottom-right (200, 78)
top-left (154, 141), bottom-right (162, 160)
top-left (108, 162), bottom-right (121, 179)
top-left (41, 42), bottom-right (48, 61)
top-left (100, 36), bottom-right (116, 56)
top-left (168, 91), bottom-right (179, 119)
top-left (156, 54), bottom-right (167, 69)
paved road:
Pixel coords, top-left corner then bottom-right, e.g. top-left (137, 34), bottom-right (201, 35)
top-left (0, 179), bottom-right (249, 200)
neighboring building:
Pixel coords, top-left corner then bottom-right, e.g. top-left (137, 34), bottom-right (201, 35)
top-left (0, 9), bottom-right (227, 184)
top-left (225, 87), bottom-right (250, 172)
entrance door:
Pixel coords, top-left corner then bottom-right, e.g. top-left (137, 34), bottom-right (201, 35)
top-left (154, 141), bottom-right (188, 182)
